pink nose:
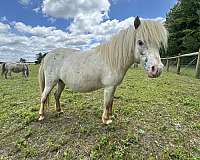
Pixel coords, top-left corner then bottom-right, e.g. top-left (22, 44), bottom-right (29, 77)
top-left (148, 66), bottom-right (162, 78)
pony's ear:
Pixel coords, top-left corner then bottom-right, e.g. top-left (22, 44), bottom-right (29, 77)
top-left (134, 16), bottom-right (141, 29)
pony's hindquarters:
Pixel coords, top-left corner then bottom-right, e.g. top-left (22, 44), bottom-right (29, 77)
top-left (38, 61), bottom-right (51, 120)
top-left (38, 62), bottom-right (45, 93)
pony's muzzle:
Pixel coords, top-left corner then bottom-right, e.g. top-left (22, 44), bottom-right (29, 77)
top-left (148, 65), bottom-right (163, 78)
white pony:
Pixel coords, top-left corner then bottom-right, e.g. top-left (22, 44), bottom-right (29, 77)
top-left (1, 62), bottom-right (29, 79)
top-left (38, 17), bottom-right (168, 124)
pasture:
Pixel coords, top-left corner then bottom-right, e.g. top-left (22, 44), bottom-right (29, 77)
top-left (0, 65), bottom-right (200, 159)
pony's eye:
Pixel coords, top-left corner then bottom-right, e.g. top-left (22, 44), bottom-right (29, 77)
top-left (138, 40), bottom-right (144, 46)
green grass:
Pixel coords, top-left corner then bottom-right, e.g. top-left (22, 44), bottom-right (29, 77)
top-left (164, 65), bottom-right (197, 78)
top-left (0, 65), bottom-right (200, 159)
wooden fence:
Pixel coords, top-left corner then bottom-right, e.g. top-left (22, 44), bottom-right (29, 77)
top-left (161, 48), bottom-right (200, 79)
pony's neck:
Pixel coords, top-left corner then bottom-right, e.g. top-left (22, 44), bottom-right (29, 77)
top-left (97, 27), bottom-right (136, 73)
top-left (118, 52), bottom-right (135, 74)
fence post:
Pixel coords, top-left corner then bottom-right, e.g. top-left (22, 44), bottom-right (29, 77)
top-left (177, 53), bottom-right (181, 75)
top-left (195, 49), bottom-right (200, 79)
top-left (166, 58), bottom-right (169, 72)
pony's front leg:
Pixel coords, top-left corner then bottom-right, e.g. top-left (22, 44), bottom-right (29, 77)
top-left (102, 86), bottom-right (116, 124)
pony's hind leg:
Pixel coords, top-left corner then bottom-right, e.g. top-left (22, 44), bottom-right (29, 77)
top-left (39, 82), bottom-right (56, 121)
top-left (102, 86), bottom-right (116, 124)
top-left (24, 69), bottom-right (28, 78)
top-left (4, 70), bottom-right (8, 79)
top-left (54, 80), bottom-right (65, 113)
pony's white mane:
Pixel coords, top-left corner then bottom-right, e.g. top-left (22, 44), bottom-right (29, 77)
top-left (95, 20), bottom-right (168, 71)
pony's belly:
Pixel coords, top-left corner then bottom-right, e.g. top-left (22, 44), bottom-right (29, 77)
top-left (62, 76), bottom-right (103, 93)
top-left (67, 81), bottom-right (102, 93)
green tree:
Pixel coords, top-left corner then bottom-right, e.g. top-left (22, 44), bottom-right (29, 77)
top-left (165, 0), bottom-right (200, 63)
top-left (35, 52), bottom-right (47, 64)
top-left (19, 58), bottom-right (26, 63)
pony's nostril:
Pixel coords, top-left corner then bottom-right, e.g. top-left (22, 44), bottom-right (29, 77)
top-left (151, 66), bottom-right (155, 72)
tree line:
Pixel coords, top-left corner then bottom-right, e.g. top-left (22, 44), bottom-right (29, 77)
top-left (164, 0), bottom-right (200, 64)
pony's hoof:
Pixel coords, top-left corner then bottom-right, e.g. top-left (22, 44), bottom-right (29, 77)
top-left (102, 118), bottom-right (112, 125)
top-left (56, 109), bottom-right (64, 114)
top-left (105, 119), bottom-right (112, 124)
top-left (38, 115), bottom-right (45, 121)
top-left (58, 110), bottom-right (64, 115)
top-left (109, 115), bottom-right (115, 119)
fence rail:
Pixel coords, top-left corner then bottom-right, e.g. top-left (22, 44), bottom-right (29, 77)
top-left (161, 52), bottom-right (199, 60)
top-left (161, 48), bottom-right (200, 79)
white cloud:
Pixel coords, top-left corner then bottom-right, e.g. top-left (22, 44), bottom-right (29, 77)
top-left (0, 22), bottom-right (10, 33)
top-left (33, 7), bottom-right (40, 14)
top-left (68, 12), bottom-right (107, 34)
top-left (18, 0), bottom-right (31, 5)
top-left (42, 0), bottom-right (110, 19)
top-left (14, 22), bottom-right (62, 37)
top-left (42, 0), bottom-right (111, 37)
top-left (0, 16), bottom-right (7, 22)
top-left (148, 17), bottom-right (166, 23)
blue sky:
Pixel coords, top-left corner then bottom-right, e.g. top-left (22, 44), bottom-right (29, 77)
top-left (0, 0), bottom-right (176, 30)
top-left (110, 0), bottom-right (176, 20)
top-left (0, 0), bottom-right (177, 62)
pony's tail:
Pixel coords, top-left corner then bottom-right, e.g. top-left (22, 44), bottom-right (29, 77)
top-left (38, 60), bottom-right (49, 108)
top-left (1, 63), bottom-right (6, 76)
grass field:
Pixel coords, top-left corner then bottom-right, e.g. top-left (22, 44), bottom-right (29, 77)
top-left (165, 65), bottom-right (197, 78)
top-left (0, 65), bottom-right (200, 160)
